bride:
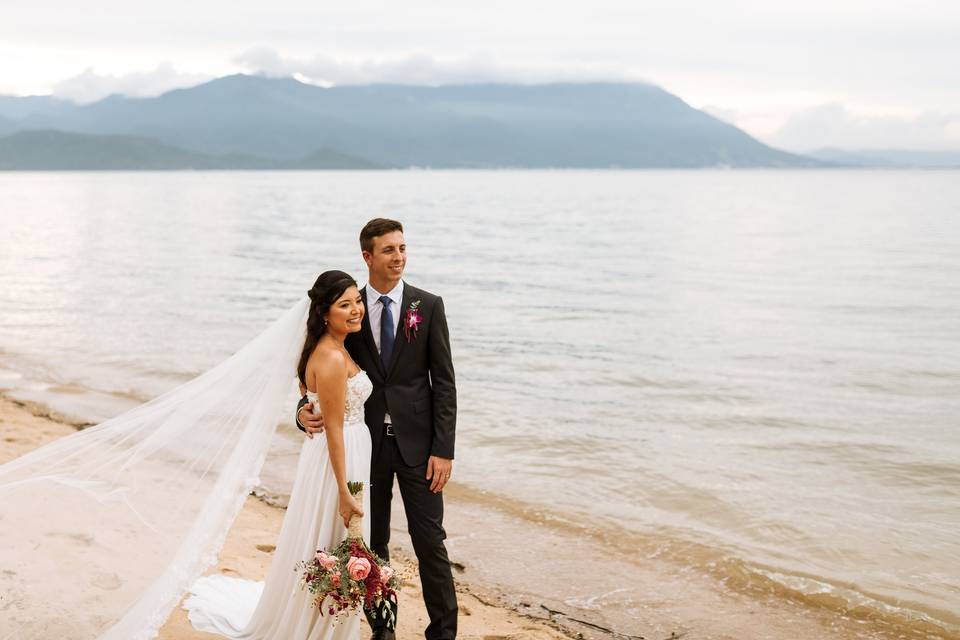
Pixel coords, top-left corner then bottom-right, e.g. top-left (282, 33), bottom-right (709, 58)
top-left (184, 269), bottom-right (373, 637)
top-left (0, 271), bottom-right (374, 639)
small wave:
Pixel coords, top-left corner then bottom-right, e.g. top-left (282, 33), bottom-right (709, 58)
top-left (445, 483), bottom-right (960, 640)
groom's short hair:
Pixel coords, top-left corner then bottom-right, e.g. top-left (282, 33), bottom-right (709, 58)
top-left (360, 218), bottom-right (404, 253)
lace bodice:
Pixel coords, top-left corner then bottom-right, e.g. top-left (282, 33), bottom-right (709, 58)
top-left (306, 370), bottom-right (372, 425)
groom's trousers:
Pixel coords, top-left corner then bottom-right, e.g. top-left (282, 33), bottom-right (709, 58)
top-left (370, 425), bottom-right (458, 640)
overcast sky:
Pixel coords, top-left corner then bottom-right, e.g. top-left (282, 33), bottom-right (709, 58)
top-left (2, 0), bottom-right (958, 151)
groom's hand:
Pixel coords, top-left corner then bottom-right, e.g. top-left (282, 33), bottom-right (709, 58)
top-left (426, 456), bottom-right (453, 493)
top-left (298, 404), bottom-right (325, 439)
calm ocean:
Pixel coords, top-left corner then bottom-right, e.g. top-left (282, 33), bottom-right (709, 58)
top-left (1, 170), bottom-right (958, 638)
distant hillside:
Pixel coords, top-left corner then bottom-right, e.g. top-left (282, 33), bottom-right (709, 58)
top-left (0, 76), bottom-right (821, 169)
top-left (0, 130), bottom-right (381, 170)
top-left (808, 148), bottom-right (960, 168)
top-left (0, 95), bottom-right (75, 121)
top-left (0, 130), bottom-right (224, 170)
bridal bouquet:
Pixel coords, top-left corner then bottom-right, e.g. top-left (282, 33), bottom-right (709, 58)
top-left (296, 481), bottom-right (399, 628)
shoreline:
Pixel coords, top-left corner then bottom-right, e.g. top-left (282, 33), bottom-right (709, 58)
top-left (3, 392), bottom-right (958, 640)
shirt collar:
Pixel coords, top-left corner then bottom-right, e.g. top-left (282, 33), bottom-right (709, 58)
top-left (366, 280), bottom-right (404, 307)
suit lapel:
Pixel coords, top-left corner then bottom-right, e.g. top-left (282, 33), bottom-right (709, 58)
top-left (359, 286), bottom-right (385, 377)
top-left (385, 284), bottom-right (412, 379)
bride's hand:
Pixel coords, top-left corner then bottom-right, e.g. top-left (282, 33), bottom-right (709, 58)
top-left (338, 491), bottom-right (363, 528)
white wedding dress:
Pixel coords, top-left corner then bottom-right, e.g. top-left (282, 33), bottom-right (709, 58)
top-left (184, 371), bottom-right (373, 639)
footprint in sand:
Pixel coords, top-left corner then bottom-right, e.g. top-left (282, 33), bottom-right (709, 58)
top-left (92, 572), bottom-right (122, 590)
top-left (45, 531), bottom-right (94, 545)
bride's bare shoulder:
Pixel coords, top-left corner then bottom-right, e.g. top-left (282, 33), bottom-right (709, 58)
top-left (305, 344), bottom-right (349, 388)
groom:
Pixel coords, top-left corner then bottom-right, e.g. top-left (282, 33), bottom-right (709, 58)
top-left (297, 218), bottom-right (458, 640)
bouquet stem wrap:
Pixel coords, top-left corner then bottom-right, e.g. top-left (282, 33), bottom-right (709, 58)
top-left (348, 485), bottom-right (365, 540)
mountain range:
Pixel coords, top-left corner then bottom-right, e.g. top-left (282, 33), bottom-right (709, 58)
top-left (0, 130), bottom-right (381, 170)
top-left (0, 75), bottom-right (826, 169)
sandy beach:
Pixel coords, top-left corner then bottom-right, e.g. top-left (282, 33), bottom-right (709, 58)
top-left (153, 496), bottom-right (568, 640)
top-left (0, 395), bottom-right (570, 640)
top-left (4, 390), bottom-right (958, 640)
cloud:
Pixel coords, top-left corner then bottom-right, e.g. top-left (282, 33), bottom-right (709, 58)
top-left (700, 105), bottom-right (739, 125)
top-left (233, 46), bottom-right (644, 86)
top-left (51, 64), bottom-right (212, 104)
top-left (769, 103), bottom-right (960, 151)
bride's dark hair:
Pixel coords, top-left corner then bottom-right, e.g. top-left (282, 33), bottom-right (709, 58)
top-left (298, 270), bottom-right (358, 386)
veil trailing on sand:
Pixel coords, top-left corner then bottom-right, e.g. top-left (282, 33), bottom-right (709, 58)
top-left (0, 298), bottom-right (310, 639)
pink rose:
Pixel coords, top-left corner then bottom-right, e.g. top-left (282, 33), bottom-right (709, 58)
top-left (315, 551), bottom-right (338, 571)
top-left (346, 556), bottom-right (372, 580)
top-left (330, 571), bottom-right (341, 588)
top-left (380, 565), bottom-right (395, 584)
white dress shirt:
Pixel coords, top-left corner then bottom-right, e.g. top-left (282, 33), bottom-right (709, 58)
top-left (366, 280), bottom-right (403, 424)
top-left (366, 280), bottom-right (404, 353)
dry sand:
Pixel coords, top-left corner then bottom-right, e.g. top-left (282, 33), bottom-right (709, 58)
top-left (0, 396), bottom-right (570, 640)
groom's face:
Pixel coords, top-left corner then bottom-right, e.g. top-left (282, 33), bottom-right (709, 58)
top-left (363, 230), bottom-right (407, 286)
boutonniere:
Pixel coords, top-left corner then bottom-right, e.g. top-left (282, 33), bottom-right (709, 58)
top-left (404, 300), bottom-right (423, 342)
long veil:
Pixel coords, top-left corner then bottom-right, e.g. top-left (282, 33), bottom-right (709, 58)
top-left (0, 298), bottom-right (310, 639)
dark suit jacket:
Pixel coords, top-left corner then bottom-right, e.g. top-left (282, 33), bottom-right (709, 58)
top-left (300, 282), bottom-right (457, 467)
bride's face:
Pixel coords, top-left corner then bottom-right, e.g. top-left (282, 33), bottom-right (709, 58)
top-left (324, 286), bottom-right (364, 334)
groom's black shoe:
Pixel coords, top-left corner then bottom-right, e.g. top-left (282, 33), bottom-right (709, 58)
top-left (365, 600), bottom-right (398, 640)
